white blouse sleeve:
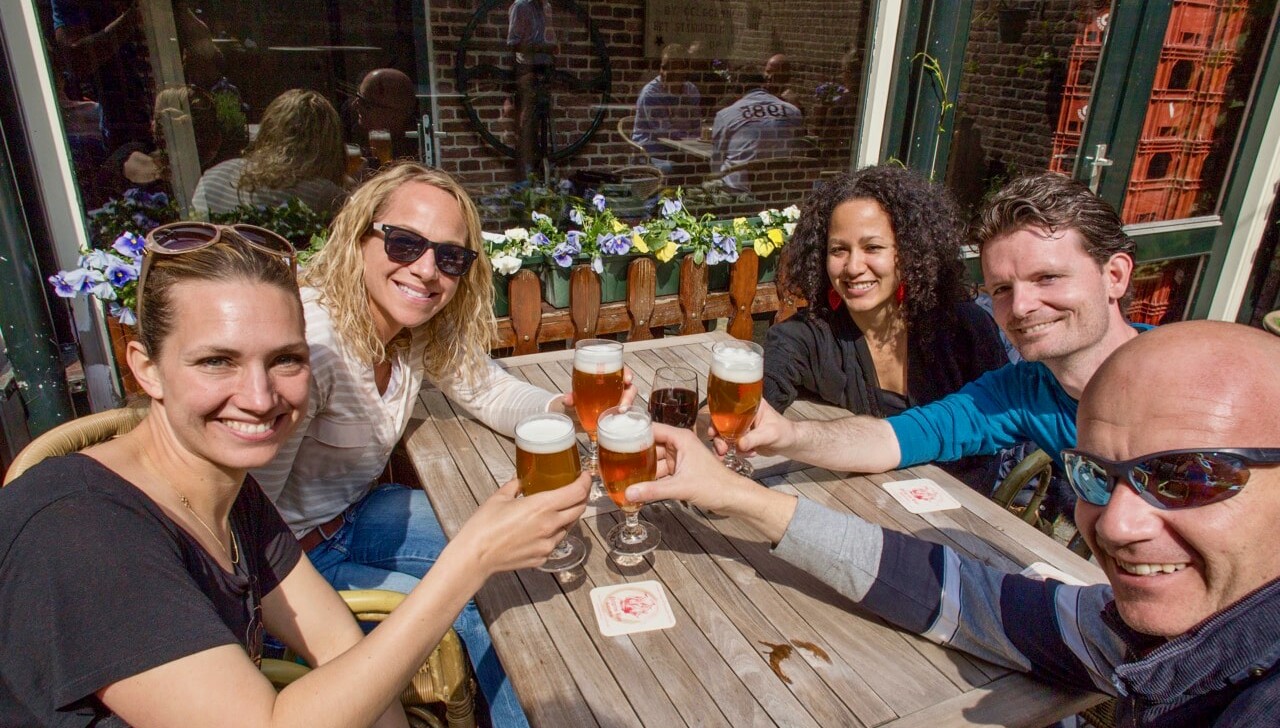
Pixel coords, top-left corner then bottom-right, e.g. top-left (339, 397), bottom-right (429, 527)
top-left (433, 357), bottom-right (560, 437)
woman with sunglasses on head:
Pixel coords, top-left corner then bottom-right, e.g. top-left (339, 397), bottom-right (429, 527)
top-left (0, 225), bottom-right (587, 726)
top-left (252, 162), bottom-right (623, 727)
top-left (762, 164), bottom-right (1012, 489)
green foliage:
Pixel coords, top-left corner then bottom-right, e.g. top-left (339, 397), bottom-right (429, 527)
top-left (207, 198), bottom-right (333, 258)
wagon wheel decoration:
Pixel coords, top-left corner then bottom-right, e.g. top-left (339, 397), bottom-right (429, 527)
top-left (454, 0), bottom-right (612, 167)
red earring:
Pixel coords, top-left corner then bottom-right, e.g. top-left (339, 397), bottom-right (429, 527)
top-left (896, 283), bottom-right (906, 304)
top-left (827, 287), bottom-right (842, 310)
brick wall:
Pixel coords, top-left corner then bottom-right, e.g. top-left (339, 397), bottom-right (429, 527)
top-left (945, 1), bottom-right (1105, 213)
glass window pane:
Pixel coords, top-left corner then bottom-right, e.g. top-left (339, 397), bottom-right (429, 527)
top-left (944, 1), bottom-right (1109, 216)
top-left (1120, 0), bottom-right (1277, 224)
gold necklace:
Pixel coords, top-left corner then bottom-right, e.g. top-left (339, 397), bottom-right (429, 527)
top-left (172, 490), bottom-right (240, 565)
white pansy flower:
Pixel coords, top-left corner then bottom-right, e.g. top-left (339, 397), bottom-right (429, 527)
top-left (491, 254), bottom-right (523, 275)
top-left (504, 227), bottom-right (529, 242)
top-left (757, 211), bottom-right (771, 224)
top-left (784, 222), bottom-right (796, 236)
top-left (782, 205), bottom-right (801, 221)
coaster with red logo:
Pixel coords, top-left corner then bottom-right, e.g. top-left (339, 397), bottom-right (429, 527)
top-left (881, 478), bottom-right (962, 514)
top-left (589, 580), bottom-right (676, 636)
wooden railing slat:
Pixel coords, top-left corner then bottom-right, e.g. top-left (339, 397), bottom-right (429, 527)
top-left (626, 257), bottom-right (657, 342)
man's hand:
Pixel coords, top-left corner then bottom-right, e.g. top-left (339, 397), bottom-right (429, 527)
top-left (709, 399), bottom-right (796, 457)
top-left (627, 424), bottom-right (797, 542)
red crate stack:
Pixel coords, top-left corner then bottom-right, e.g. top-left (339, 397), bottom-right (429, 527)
top-left (1141, 91), bottom-right (1203, 139)
top-left (1151, 47), bottom-right (1206, 94)
top-left (1130, 139), bottom-right (1184, 183)
top-left (1213, 0), bottom-right (1249, 50)
top-left (1055, 89), bottom-right (1092, 136)
top-left (1065, 45), bottom-right (1101, 89)
top-left (1166, 0), bottom-right (1219, 50)
top-left (1123, 181), bottom-right (1182, 224)
top-left (1049, 132), bottom-right (1080, 174)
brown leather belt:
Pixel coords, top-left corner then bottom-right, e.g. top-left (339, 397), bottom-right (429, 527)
top-left (298, 512), bottom-right (346, 552)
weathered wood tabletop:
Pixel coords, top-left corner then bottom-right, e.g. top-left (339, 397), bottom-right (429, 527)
top-left (403, 331), bottom-right (1107, 727)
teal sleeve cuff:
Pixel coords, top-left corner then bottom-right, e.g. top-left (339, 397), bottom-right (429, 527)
top-left (887, 412), bottom-right (931, 468)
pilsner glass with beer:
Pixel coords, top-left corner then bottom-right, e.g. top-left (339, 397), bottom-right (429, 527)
top-left (368, 129), bottom-right (393, 165)
top-left (596, 406), bottom-right (661, 565)
top-left (514, 413), bottom-right (586, 572)
top-left (572, 339), bottom-right (625, 498)
top-left (648, 366), bottom-right (699, 429)
top-left (708, 340), bottom-right (764, 476)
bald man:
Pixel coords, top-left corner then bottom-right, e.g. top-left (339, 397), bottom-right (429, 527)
top-left (628, 320), bottom-right (1280, 726)
top-left (356, 68), bottom-right (418, 162)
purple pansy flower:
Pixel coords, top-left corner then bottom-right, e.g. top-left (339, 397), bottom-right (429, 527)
top-left (661, 198), bottom-right (682, 218)
top-left (713, 231), bottom-right (740, 263)
top-left (112, 232), bottom-right (145, 260)
top-left (591, 256), bottom-right (604, 274)
top-left (599, 233), bottom-right (631, 256)
top-left (569, 207), bottom-right (585, 225)
top-left (564, 230), bottom-right (584, 253)
top-left (109, 303), bottom-right (137, 326)
top-left (48, 272), bottom-right (78, 298)
top-left (668, 228), bottom-right (691, 245)
top-left (531, 232), bottom-right (551, 250)
top-left (105, 260), bottom-right (139, 287)
top-left (592, 194), bottom-right (607, 212)
top-left (531, 211), bottom-right (551, 224)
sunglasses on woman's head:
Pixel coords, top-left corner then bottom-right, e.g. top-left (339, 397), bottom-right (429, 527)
top-left (371, 222), bottom-right (478, 276)
top-left (1061, 448), bottom-right (1280, 510)
top-left (138, 222), bottom-right (298, 318)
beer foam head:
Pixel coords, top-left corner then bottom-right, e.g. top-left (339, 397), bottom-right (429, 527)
top-left (711, 344), bottom-right (763, 383)
top-left (596, 408), bottom-right (653, 453)
top-left (515, 414), bottom-right (577, 454)
top-left (574, 342), bottom-right (623, 374)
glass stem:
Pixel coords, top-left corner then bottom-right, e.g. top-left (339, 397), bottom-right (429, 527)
top-left (622, 511), bottom-right (643, 542)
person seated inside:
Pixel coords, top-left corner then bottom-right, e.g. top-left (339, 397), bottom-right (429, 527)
top-left (722, 173), bottom-right (1145, 515)
top-left (631, 43), bottom-right (701, 172)
top-left (627, 320), bottom-right (1280, 725)
top-left (0, 223), bottom-right (589, 726)
top-left (191, 89), bottom-right (347, 217)
top-left (354, 68), bottom-right (419, 170)
top-left (710, 65), bottom-right (802, 195)
top-left (765, 165), bottom-right (1010, 489)
top-left (763, 53), bottom-right (801, 109)
top-left (97, 84), bottom-right (224, 204)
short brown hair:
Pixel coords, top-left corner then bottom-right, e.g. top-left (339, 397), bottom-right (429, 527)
top-left (138, 234), bottom-right (300, 358)
top-left (971, 172), bottom-right (1134, 304)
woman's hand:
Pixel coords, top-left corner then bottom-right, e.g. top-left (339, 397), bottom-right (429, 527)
top-left (453, 472), bottom-right (591, 576)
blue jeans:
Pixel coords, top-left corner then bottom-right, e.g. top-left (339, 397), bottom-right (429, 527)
top-left (306, 484), bottom-right (529, 728)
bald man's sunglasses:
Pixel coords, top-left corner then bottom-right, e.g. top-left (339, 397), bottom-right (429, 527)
top-left (1062, 448), bottom-right (1280, 510)
top-left (371, 222), bottom-right (478, 276)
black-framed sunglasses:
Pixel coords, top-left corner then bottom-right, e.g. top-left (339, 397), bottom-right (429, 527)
top-left (139, 222), bottom-right (297, 319)
top-left (1062, 448), bottom-right (1280, 510)
top-left (372, 222), bottom-right (478, 276)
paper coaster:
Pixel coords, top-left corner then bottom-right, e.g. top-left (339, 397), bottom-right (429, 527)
top-left (589, 580), bottom-right (676, 636)
top-left (1020, 561), bottom-right (1090, 586)
top-left (881, 478), bottom-right (962, 513)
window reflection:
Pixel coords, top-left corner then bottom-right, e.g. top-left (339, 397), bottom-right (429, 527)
top-left (42, 0), bottom-right (873, 239)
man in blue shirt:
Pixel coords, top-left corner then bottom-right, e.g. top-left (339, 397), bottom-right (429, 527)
top-left (631, 44), bottom-right (701, 171)
top-left (730, 172), bottom-right (1141, 473)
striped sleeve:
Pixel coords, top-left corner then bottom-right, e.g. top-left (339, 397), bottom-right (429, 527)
top-left (774, 499), bottom-right (1122, 695)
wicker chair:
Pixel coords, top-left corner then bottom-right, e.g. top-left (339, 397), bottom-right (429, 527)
top-left (989, 448), bottom-right (1056, 536)
top-left (3, 408), bottom-right (476, 728)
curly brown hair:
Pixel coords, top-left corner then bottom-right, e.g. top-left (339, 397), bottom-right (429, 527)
top-left (780, 164), bottom-right (971, 336)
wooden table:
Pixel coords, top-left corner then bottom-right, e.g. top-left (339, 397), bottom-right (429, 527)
top-left (658, 136), bottom-right (714, 160)
top-left (404, 332), bottom-right (1107, 727)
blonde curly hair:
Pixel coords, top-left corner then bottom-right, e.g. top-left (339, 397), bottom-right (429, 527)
top-left (239, 89), bottom-right (345, 192)
top-left (302, 162), bottom-right (495, 383)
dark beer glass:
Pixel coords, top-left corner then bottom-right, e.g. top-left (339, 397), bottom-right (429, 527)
top-left (648, 366), bottom-right (699, 429)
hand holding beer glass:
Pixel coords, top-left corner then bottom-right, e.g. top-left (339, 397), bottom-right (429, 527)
top-left (515, 413), bottom-right (586, 572)
top-left (708, 340), bottom-right (764, 477)
top-left (572, 339), bottom-right (626, 497)
top-left (597, 406), bottom-right (661, 565)
top-left (648, 366), bottom-right (699, 429)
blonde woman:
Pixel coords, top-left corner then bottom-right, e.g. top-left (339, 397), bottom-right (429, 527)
top-left (253, 162), bottom-right (627, 727)
top-left (192, 88), bottom-right (346, 216)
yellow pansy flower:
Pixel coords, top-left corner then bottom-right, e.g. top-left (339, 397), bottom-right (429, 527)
top-left (631, 232), bottom-right (649, 253)
top-left (655, 241), bottom-right (680, 263)
top-left (754, 236), bottom-right (777, 258)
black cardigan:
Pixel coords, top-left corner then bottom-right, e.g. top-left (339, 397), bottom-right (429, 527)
top-left (762, 300), bottom-right (1010, 488)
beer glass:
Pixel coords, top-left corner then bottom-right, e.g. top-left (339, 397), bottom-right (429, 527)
top-left (368, 129), bottom-right (393, 164)
top-left (708, 340), bottom-right (764, 477)
top-left (648, 366), bottom-right (699, 429)
top-left (515, 413), bottom-right (586, 572)
top-left (596, 406), bottom-right (661, 565)
top-left (572, 339), bottom-right (625, 498)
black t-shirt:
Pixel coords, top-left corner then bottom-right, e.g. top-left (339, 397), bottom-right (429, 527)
top-left (0, 454), bottom-right (302, 726)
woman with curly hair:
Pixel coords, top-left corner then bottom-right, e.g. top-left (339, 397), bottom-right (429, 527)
top-left (764, 164), bottom-right (1009, 487)
top-left (252, 162), bottom-right (626, 727)
top-left (192, 88), bottom-right (346, 216)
